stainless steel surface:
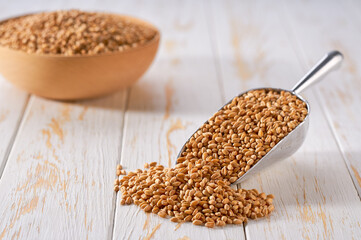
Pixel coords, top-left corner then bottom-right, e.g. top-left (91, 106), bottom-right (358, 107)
top-left (292, 50), bottom-right (343, 95)
top-left (177, 50), bottom-right (343, 184)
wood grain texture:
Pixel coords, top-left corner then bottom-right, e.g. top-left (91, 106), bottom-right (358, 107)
top-left (0, 0), bottom-right (360, 240)
top-left (209, 0), bottom-right (361, 239)
top-left (0, 0), bottom-right (36, 177)
top-left (0, 78), bottom-right (28, 177)
top-left (112, 0), bottom-right (246, 239)
top-left (0, 1), bottom-right (131, 239)
top-left (0, 93), bottom-right (127, 239)
top-left (281, 0), bottom-right (361, 197)
top-left (0, 0), bottom-right (73, 179)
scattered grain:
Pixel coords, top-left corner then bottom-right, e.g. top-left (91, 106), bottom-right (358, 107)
top-left (114, 90), bottom-right (307, 228)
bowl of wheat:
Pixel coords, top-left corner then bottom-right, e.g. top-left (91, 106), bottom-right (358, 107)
top-left (0, 10), bottom-right (160, 100)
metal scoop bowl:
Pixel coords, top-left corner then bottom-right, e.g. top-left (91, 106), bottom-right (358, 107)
top-left (177, 50), bottom-right (343, 184)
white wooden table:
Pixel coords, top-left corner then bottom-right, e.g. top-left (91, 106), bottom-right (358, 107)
top-left (0, 0), bottom-right (361, 239)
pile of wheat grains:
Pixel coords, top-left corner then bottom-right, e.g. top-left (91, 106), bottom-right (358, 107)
top-left (0, 10), bottom-right (157, 55)
top-left (114, 89), bottom-right (308, 228)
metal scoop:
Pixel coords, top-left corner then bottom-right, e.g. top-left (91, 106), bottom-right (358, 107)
top-left (177, 50), bottom-right (343, 184)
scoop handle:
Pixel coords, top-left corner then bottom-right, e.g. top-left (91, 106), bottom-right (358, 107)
top-left (292, 50), bottom-right (343, 94)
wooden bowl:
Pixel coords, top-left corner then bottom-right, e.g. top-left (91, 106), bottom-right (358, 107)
top-left (0, 14), bottom-right (160, 100)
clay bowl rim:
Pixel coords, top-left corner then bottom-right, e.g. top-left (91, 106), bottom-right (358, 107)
top-left (0, 11), bottom-right (161, 59)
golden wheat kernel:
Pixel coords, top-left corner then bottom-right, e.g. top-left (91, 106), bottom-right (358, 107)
top-left (233, 219), bottom-right (243, 225)
top-left (217, 220), bottom-right (226, 227)
top-left (114, 179), bottom-right (120, 185)
top-left (149, 161), bottom-right (157, 167)
top-left (238, 171), bottom-right (245, 178)
top-left (114, 185), bottom-right (120, 192)
top-left (268, 205), bottom-right (275, 211)
top-left (194, 212), bottom-right (202, 220)
top-left (266, 198), bottom-right (273, 205)
top-left (229, 177), bottom-right (237, 183)
top-left (125, 197), bottom-right (132, 205)
top-left (184, 209), bottom-right (193, 215)
top-left (205, 221), bottom-right (215, 228)
top-left (192, 220), bottom-right (203, 226)
top-left (190, 200), bottom-right (200, 207)
top-left (221, 216), bottom-right (228, 222)
top-left (267, 194), bottom-right (275, 199)
top-left (152, 206), bottom-right (160, 214)
top-left (259, 192), bottom-right (267, 200)
top-left (170, 217), bottom-right (179, 223)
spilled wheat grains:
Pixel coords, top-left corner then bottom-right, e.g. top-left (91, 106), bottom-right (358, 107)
top-left (114, 89), bottom-right (307, 228)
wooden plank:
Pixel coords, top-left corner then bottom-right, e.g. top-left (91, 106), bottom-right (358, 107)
top-left (0, 92), bottom-right (127, 239)
top-left (0, 79), bottom-right (28, 177)
top-left (0, 0), bottom-right (73, 181)
top-left (112, 0), bottom-right (246, 239)
top-left (0, 1), bottom-right (137, 239)
top-left (208, 0), bottom-right (361, 239)
top-left (0, 0), bottom-right (90, 179)
top-left (342, 0), bottom-right (361, 26)
top-left (0, 0), bottom-right (33, 177)
top-left (281, 0), bottom-right (361, 197)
